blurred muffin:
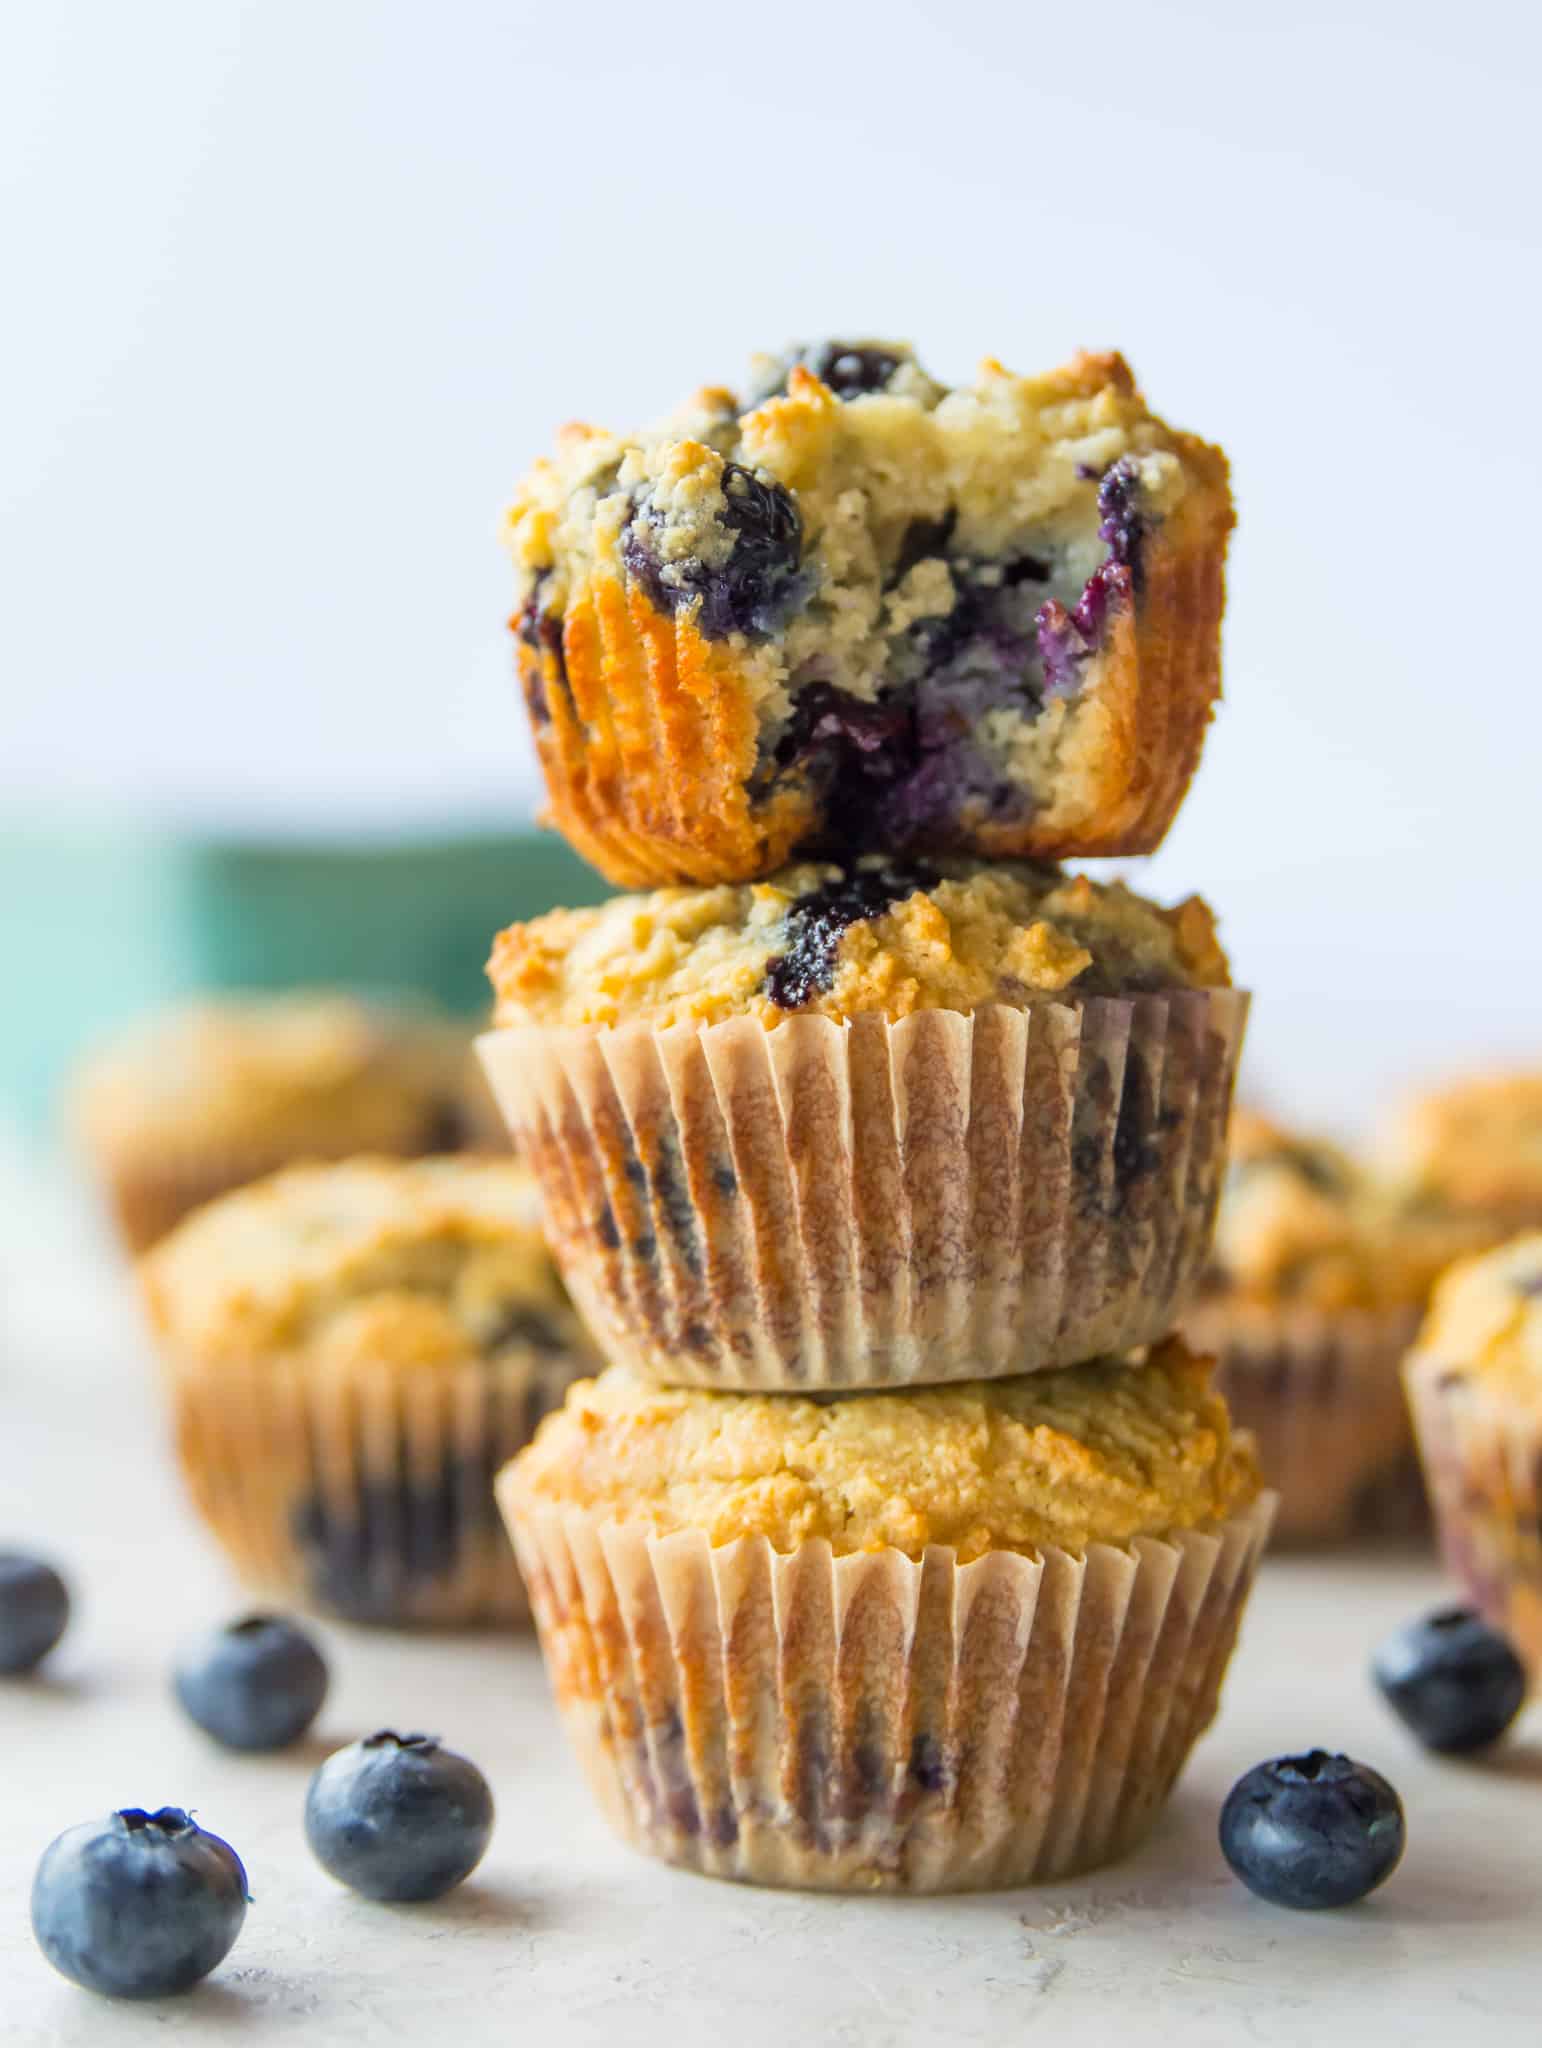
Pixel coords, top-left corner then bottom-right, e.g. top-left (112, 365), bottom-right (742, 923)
top-left (1406, 1233), bottom-right (1542, 1673)
top-left (1379, 1071), bottom-right (1542, 1234)
top-left (506, 340), bottom-right (1232, 885)
top-left (481, 858), bottom-right (1247, 1389)
top-left (1185, 1108), bottom-right (1479, 1543)
top-left (70, 994), bottom-right (472, 1253)
top-left (500, 1341), bottom-right (1269, 1890)
top-left (141, 1156), bottom-right (597, 1626)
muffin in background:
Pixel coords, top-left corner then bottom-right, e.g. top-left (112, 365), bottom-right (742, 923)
top-left (499, 1341), bottom-right (1270, 1891)
top-left (1406, 1232), bottom-right (1542, 1674)
top-left (1183, 1109), bottom-right (1482, 1544)
top-left (70, 994), bottom-right (476, 1253)
top-left (481, 856), bottom-right (1248, 1391)
top-left (141, 1156), bottom-right (597, 1626)
top-left (1379, 1070), bottom-right (1542, 1236)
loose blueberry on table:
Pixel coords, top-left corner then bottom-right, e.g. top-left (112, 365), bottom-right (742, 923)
top-left (173, 1612), bottom-right (329, 1751)
top-left (31, 1808), bottom-right (249, 1999)
top-left (305, 1731), bottom-right (494, 1901)
top-left (1219, 1751), bottom-right (1405, 1909)
top-left (0, 1551), bottom-right (70, 1674)
top-left (1373, 1606), bottom-right (1527, 1754)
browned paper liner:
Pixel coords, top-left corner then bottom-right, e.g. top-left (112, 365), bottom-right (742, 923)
top-left (500, 1485), bottom-right (1274, 1891)
top-left (168, 1348), bottom-right (582, 1627)
top-left (478, 990), bottom-right (1248, 1391)
top-left (1406, 1352), bottom-right (1542, 1672)
top-left (1184, 1301), bottom-right (1425, 1546)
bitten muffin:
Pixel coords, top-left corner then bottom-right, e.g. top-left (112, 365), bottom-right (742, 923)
top-left (481, 860), bottom-right (1248, 1390)
top-left (506, 340), bottom-right (1232, 885)
top-left (1184, 1110), bottom-right (1484, 1543)
top-left (1406, 1233), bottom-right (1542, 1673)
top-left (1379, 1071), bottom-right (1542, 1233)
top-left (70, 994), bottom-right (473, 1253)
top-left (499, 1342), bottom-right (1270, 1891)
top-left (141, 1157), bottom-right (599, 1626)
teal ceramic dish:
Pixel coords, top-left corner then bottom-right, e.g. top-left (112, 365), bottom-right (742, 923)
top-left (1, 824), bottom-right (607, 1137)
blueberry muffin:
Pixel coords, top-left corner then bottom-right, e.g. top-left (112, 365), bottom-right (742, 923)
top-left (1184, 1110), bottom-right (1480, 1543)
top-left (499, 1340), bottom-right (1269, 1890)
top-left (507, 340), bottom-right (1232, 885)
top-left (1406, 1233), bottom-right (1542, 1673)
top-left (70, 995), bottom-right (472, 1254)
top-left (1379, 1071), bottom-right (1542, 1234)
top-left (480, 858), bottom-right (1248, 1390)
top-left (141, 1157), bottom-right (599, 1626)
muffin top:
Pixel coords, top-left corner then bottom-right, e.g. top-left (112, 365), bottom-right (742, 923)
top-left (141, 1157), bottom-right (591, 1373)
top-left (506, 341), bottom-right (1221, 726)
top-left (502, 1339), bottom-right (1260, 1560)
top-left (1378, 1071), bottom-right (1542, 1222)
top-left (1204, 1109), bottom-right (1479, 1312)
top-left (1412, 1233), bottom-right (1542, 1397)
top-left (489, 857), bottom-right (1228, 1031)
top-left (71, 995), bottom-right (465, 1159)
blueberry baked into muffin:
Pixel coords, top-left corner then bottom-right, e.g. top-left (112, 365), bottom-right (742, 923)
top-left (480, 858), bottom-right (1247, 1389)
top-left (1184, 1110), bottom-right (1482, 1543)
top-left (141, 1157), bottom-right (599, 1625)
top-left (1406, 1232), bottom-right (1542, 1673)
top-left (506, 341), bottom-right (1233, 885)
top-left (70, 995), bottom-right (473, 1254)
top-left (498, 1341), bottom-right (1269, 1890)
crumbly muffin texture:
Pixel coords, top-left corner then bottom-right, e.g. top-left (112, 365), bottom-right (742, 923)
top-left (71, 995), bottom-right (465, 1161)
top-left (1413, 1233), bottom-right (1542, 1397)
top-left (507, 340), bottom-right (1231, 876)
top-left (489, 856), bottom-right (1228, 1031)
top-left (141, 1157), bottom-right (589, 1373)
top-left (1206, 1108), bottom-right (1478, 1312)
top-left (505, 1339), bottom-right (1260, 1560)
top-left (1379, 1072), bottom-right (1542, 1223)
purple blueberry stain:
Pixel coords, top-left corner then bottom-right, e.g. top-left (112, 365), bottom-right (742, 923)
top-left (622, 462), bottom-right (809, 641)
top-left (764, 863), bottom-right (938, 1010)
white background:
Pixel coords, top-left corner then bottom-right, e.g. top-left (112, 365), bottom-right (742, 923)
top-left (2, 0), bottom-right (1537, 1125)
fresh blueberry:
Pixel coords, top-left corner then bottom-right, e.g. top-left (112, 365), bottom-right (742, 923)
top-left (0, 1552), bottom-right (70, 1674)
top-left (1220, 1751), bottom-right (1405, 1909)
top-left (173, 1613), bottom-right (329, 1752)
top-left (1373, 1606), bottom-right (1527, 1754)
top-left (305, 1731), bottom-right (494, 1901)
top-left (31, 1808), bottom-right (248, 1999)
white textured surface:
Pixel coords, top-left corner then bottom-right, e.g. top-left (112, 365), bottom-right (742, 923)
top-left (3, 1196), bottom-right (1540, 2044)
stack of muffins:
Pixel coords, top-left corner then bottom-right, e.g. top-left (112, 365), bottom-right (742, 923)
top-left (478, 338), bottom-right (1274, 1891)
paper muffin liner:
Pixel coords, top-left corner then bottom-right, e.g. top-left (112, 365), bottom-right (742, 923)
top-left (478, 990), bottom-right (1247, 1391)
top-left (167, 1347), bottom-right (584, 1627)
top-left (1406, 1351), bottom-right (1542, 1672)
top-left (499, 1484), bottom-right (1274, 1891)
top-left (1183, 1300), bottom-right (1426, 1546)
top-left (517, 458), bottom-right (1232, 889)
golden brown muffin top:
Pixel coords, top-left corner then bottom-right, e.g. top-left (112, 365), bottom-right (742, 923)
top-left (1378, 1071), bottom-right (1542, 1222)
top-left (502, 1340), bottom-right (1260, 1561)
top-left (1411, 1232), bottom-right (1542, 1397)
top-left (141, 1156), bottom-right (590, 1374)
top-left (505, 344), bottom-right (1219, 729)
top-left (1206, 1108), bottom-right (1487, 1312)
top-left (489, 857), bottom-right (1228, 1031)
top-left (70, 995), bottom-right (465, 1160)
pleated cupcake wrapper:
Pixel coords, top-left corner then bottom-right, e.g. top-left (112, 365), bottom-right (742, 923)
top-left (1406, 1352), bottom-right (1542, 1673)
top-left (1184, 1301), bottom-right (1425, 1546)
top-left (168, 1348), bottom-right (583, 1627)
top-left (500, 1486), bottom-right (1274, 1892)
top-left (477, 990), bottom-right (1247, 1392)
